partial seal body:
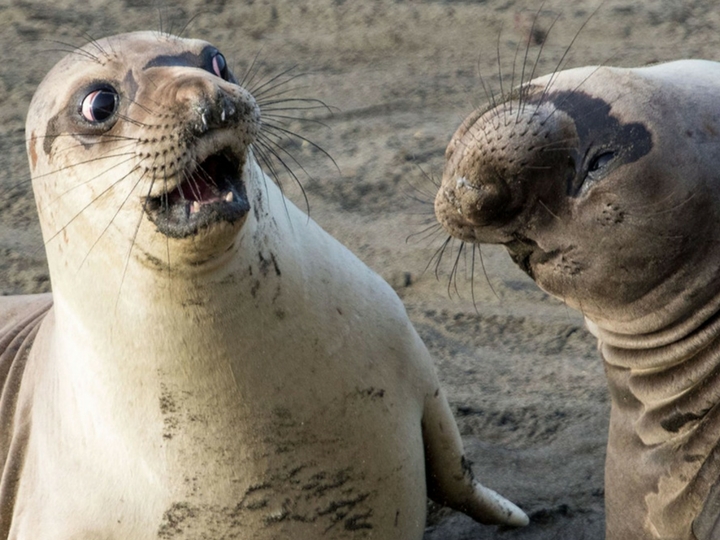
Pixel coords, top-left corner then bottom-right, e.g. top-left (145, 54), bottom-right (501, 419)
top-left (435, 60), bottom-right (720, 540)
top-left (0, 33), bottom-right (528, 539)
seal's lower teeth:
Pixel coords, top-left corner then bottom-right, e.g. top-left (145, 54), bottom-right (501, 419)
top-left (190, 201), bottom-right (201, 214)
top-left (225, 191), bottom-right (234, 203)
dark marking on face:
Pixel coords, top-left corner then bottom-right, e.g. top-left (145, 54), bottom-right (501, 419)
top-left (660, 409), bottom-right (708, 433)
top-left (535, 90), bottom-right (653, 196)
top-left (142, 46), bottom-right (238, 84)
top-left (122, 68), bottom-right (139, 102)
top-left (43, 113), bottom-right (62, 156)
top-left (43, 80), bottom-right (125, 156)
top-left (143, 50), bottom-right (205, 71)
top-left (28, 132), bottom-right (38, 170)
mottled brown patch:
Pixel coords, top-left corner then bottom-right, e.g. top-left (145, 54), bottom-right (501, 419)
top-left (28, 132), bottom-right (38, 170)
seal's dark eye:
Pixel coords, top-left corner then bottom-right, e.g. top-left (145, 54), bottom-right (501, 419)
top-left (211, 53), bottom-right (229, 80)
top-left (81, 87), bottom-right (119, 123)
top-left (588, 151), bottom-right (615, 173)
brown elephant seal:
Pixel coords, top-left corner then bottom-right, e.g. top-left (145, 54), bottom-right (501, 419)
top-left (434, 59), bottom-right (720, 539)
top-left (0, 32), bottom-right (529, 538)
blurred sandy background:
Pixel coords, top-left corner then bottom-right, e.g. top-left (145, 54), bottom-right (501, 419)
top-left (2, 0), bottom-right (720, 537)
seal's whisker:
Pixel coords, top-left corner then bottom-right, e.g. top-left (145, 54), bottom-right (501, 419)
top-left (254, 135), bottom-right (311, 216)
top-left (401, 165), bottom-right (440, 205)
top-left (413, 161), bottom-right (442, 190)
top-left (260, 112), bottom-right (331, 131)
top-left (238, 48), bottom-right (265, 91)
top-left (174, 11), bottom-right (208, 39)
top-left (623, 187), bottom-right (689, 213)
top-left (247, 65), bottom-right (302, 98)
top-left (39, 155), bottom-right (139, 212)
top-left (539, 59), bottom-right (623, 127)
top-left (523, 11), bottom-right (561, 113)
top-left (495, 25), bottom-right (508, 118)
top-left (476, 244), bottom-right (500, 304)
top-left (516, 1), bottom-right (546, 118)
top-left (422, 236), bottom-right (452, 279)
top-left (534, 4), bottom-right (603, 112)
top-left (508, 19), bottom-right (526, 121)
top-left (53, 139), bottom-right (140, 161)
top-left (41, 164), bottom-right (142, 252)
top-left (403, 191), bottom-right (435, 208)
top-left (24, 133), bottom-right (135, 144)
top-left (260, 104), bottom-right (332, 113)
top-left (261, 121), bottom-right (340, 174)
top-left (114, 113), bottom-right (152, 129)
top-left (116, 170), bottom-right (158, 310)
top-left (36, 40), bottom-right (100, 63)
top-left (79, 166), bottom-right (146, 272)
top-left (476, 57), bottom-right (498, 113)
top-left (79, 32), bottom-right (108, 57)
top-left (447, 241), bottom-right (465, 298)
top-left (470, 245), bottom-right (480, 314)
top-left (252, 142), bottom-right (294, 221)
top-left (255, 85), bottom-right (320, 107)
top-left (406, 222), bottom-right (444, 244)
top-left (125, 95), bottom-right (160, 116)
top-left (30, 152), bottom-right (140, 181)
top-left (538, 199), bottom-right (561, 221)
top-left (257, 97), bottom-right (336, 115)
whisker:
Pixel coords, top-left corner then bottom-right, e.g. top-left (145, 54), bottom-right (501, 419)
top-left (35, 39), bottom-right (100, 63)
top-left (261, 121), bottom-right (340, 175)
top-left (40, 165), bottom-right (141, 252)
top-left (255, 135), bottom-right (311, 216)
top-left (79, 165), bottom-right (145, 271)
top-left (38, 155), bottom-right (139, 212)
top-left (405, 222), bottom-right (443, 244)
top-left (248, 65), bottom-right (302, 97)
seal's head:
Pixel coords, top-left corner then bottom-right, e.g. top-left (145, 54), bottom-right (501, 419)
top-left (435, 62), bottom-right (720, 332)
top-left (26, 32), bottom-right (260, 271)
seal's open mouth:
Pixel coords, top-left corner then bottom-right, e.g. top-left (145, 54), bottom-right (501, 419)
top-left (145, 149), bottom-right (250, 238)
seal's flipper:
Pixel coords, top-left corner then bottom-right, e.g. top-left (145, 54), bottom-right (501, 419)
top-left (421, 387), bottom-right (529, 527)
top-left (0, 293), bottom-right (52, 535)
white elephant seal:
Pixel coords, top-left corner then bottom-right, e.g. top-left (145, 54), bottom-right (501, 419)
top-left (435, 60), bottom-right (720, 540)
top-left (0, 32), bottom-right (528, 539)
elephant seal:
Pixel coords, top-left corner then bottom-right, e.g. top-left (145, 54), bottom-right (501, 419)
top-left (0, 32), bottom-right (529, 539)
top-left (434, 60), bottom-right (720, 540)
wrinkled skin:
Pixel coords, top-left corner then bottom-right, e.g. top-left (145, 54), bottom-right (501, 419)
top-left (435, 61), bottom-right (720, 540)
top-left (0, 32), bottom-right (528, 539)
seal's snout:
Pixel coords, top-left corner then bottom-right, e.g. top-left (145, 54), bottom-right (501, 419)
top-left (435, 99), bottom-right (575, 243)
top-left (139, 63), bottom-right (262, 239)
top-left (175, 77), bottom-right (259, 137)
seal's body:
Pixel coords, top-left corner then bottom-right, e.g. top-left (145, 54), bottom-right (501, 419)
top-left (435, 60), bottom-right (720, 540)
top-left (1, 32), bottom-right (528, 539)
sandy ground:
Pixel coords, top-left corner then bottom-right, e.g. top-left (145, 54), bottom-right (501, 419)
top-left (2, 0), bottom-right (720, 537)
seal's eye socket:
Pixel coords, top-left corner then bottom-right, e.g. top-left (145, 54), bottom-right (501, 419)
top-left (588, 151), bottom-right (615, 174)
top-left (211, 53), bottom-right (229, 81)
top-left (81, 87), bottom-right (119, 123)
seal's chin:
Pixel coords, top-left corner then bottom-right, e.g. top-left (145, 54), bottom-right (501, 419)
top-left (145, 150), bottom-right (250, 238)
